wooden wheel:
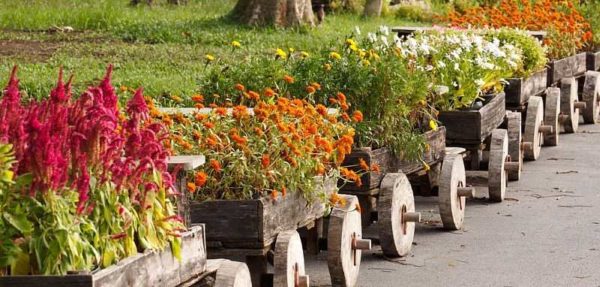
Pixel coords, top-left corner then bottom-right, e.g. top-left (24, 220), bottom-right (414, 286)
top-left (582, 71), bottom-right (600, 124)
top-left (439, 154), bottom-right (473, 230)
top-left (560, 77), bottom-right (580, 133)
top-left (214, 260), bottom-right (252, 287)
top-left (377, 173), bottom-right (419, 258)
top-left (274, 231), bottom-right (309, 287)
top-left (523, 96), bottom-right (544, 161)
top-left (505, 112), bottom-right (523, 181)
top-left (328, 194), bottom-right (370, 287)
top-left (543, 87), bottom-right (560, 146)
top-left (488, 129), bottom-right (508, 202)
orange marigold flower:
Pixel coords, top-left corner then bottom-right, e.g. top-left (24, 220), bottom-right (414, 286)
top-left (206, 135), bottom-right (218, 147)
top-left (248, 91), bottom-right (260, 100)
top-left (281, 187), bottom-right (287, 197)
top-left (328, 98), bottom-right (338, 105)
top-left (203, 121), bottom-right (215, 129)
top-left (340, 102), bottom-right (349, 111)
top-left (371, 163), bottom-right (380, 173)
top-left (336, 92), bottom-right (347, 103)
top-left (352, 110), bottom-right (363, 122)
top-left (231, 133), bottom-right (248, 146)
top-left (215, 107), bottom-right (227, 116)
top-left (341, 113), bottom-right (350, 121)
top-left (254, 127), bottom-right (264, 137)
top-left (210, 159), bottom-right (222, 173)
top-left (261, 154), bottom-right (270, 169)
top-left (232, 105), bottom-right (249, 119)
top-left (195, 103), bottom-right (205, 109)
top-left (194, 172), bottom-right (208, 187)
top-left (271, 189), bottom-right (279, 200)
top-left (316, 163), bottom-right (326, 175)
top-left (329, 193), bottom-right (347, 207)
top-left (186, 182), bottom-right (197, 193)
top-left (316, 104), bottom-right (327, 116)
top-left (234, 83), bottom-right (245, 92)
top-left (191, 94), bottom-right (204, 103)
top-left (358, 158), bottom-right (370, 171)
top-left (283, 75), bottom-right (295, 84)
top-left (306, 85), bottom-right (316, 94)
top-left (311, 82), bottom-right (322, 90)
top-left (264, 87), bottom-right (276, 97)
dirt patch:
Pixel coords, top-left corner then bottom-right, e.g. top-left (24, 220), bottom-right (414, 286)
top-left (0, 39), bottom-right (61, 62)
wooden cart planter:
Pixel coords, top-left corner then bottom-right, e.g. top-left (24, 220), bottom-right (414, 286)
top-left (0, 226), bottom-right (251, 287)
top-left (438, 93), bottom-right (520, 202)
top-left (547, 53), bottom-right (587, 86)
top-left (163, 106), bottom-right (370, 287)
top-left (339, 127), bottom-right (476, 258)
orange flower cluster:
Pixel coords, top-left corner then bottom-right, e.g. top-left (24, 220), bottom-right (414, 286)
top-left (154, 85), bottom-right (359, 201)
top-left (444, 0), bottom-right (592, 59)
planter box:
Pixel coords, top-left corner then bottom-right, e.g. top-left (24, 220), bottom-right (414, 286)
top-left (547, 52), bottom-right (587, 85)
top-left (187, 178), bottom-right (335, 250)
top-left (0, 226), bottom-right (207, 287)
top-left (587, 51), bottom-right (600, 71)
top-left (339, 127), bottom-right (446, 193)
top-left (438, 93), bottom-right (506, 144)
top-left (504, 69), bottom-right (547, 106)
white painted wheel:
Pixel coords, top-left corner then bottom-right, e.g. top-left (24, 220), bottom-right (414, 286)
top-left (274, 231), bottom-right (309, 287)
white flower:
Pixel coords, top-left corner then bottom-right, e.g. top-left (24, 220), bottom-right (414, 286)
top-left (379, 25), bottom-right (390, 36)
top-left (454, 63), bottom-right (460, 71)
top-left (452, 81), bottom-right (459, 87)
top-left (381, 35), bottom-right (389, 47)
top-left (434, 85), bottom-right (449, 95)
top-left (426, 65), bottom-right (434, 71)
top-left (354, 26), bottom-right (361, 36)
top-left (437, 61), bottom-right (446, 68)
top-left (367, 32), bottom-right (377, 43)
top-left (475, 79), bottom-right (485, 87)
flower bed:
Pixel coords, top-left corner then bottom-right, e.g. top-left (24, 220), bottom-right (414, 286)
top-left (0, 67), bottom-right (184, 276)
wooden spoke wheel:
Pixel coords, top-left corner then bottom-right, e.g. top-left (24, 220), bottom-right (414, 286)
top-left (274, 231), bottom-right (309, 287)
top-left (582, 71), bottom-right (600, 124)
top-left (214, 260), bottom-right (252, 287)
top-left (377, 173), bottom-right (419, 258)
top-left (439, 154), bottom-right (473, 230)
top-left (328, 195), bottom-right (370, 287)
top-left (560, 77), bottom-right (580, 133)
top-left (488, 129), bottom-right (508, 202)
top-left (506, 112), bottom-right (523, 181)
top-left (543, 87), bottom-right (560, 146)
top-left (523, 96), bottom-right (544, 161)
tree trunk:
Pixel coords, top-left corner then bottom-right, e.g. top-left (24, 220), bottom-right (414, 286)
top-left (363, 0), bottom-right (383, 17)
top-left (232, 0), bottom-right (315, 27)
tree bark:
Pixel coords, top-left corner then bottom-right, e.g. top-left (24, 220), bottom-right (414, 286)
top-left (232, 0), bottom-right (315, 27)
top-left (363, 0), bottom-right (383, 17)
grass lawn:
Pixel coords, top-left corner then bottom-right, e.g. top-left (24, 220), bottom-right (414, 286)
top-left (0, 0), bottom-right (425, 101)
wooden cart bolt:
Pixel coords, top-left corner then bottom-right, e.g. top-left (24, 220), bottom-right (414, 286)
top-left (457, 187), bottom-right (475, 198)
top-left (539, 125), bottom-right (553, 134)
top-left (504, 161), bottom-right (520, 172)
top-left (574, 101), bottom-right (587, 110)
top-left (402, 212), bottom-right (421, 223)
top-left (522, 141), bottom-right (533, 151)
top-left (352, 238), bottom-right (372, 251)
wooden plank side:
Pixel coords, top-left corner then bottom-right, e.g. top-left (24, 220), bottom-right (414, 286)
top-left (261, 178), bottom-right (333, 247)
top-left (587, 51), bottom-right (600, 71)
top-left (396, 127), bottom-right (446, 174)
top-left (438, 109), bottom-right (480, 142)
top-left (478, 93), bottom-right (506, 140)
top-left (339, 147), bottom-right (392, 192)
top-left (548, 53), bottom-right (588, 85)
top-left (505, 69), bottom-right (547, 105)
top-left (0, 275), bottom-right (93, 287)
top-left (189, 200), bottom-right (261, 248)
top-left (94, 226), bottom-right (206, 287)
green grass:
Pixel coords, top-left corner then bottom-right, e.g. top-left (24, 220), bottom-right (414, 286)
top-left (0, 0), bottom-right (424, 99)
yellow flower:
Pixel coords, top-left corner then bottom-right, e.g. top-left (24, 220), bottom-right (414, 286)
top-left (329, 51), bottom-right (342, 60)
top-left (288, 47), bottom-right (295, 53)
top-left (323, 63), bottom-right (332, 71)
top-left (345, 39), bottom-right (358, 51)
top-left (423, 162), bottom-right (430, 172)
top-left (300, 51), bottom-right (310, 58)
top-left (205, 54), bottom-right (215, 62)
top-left (1, 170), bottom-right (13, 182)
top-left (170, 95), bottom-right (183, 103)
top-left (429, 120), bottom-right (438, 131)
top-left (276, 48), bottom-right (288, 59)
top-left (358, 49), bottom-right (367, 58)
top-left (231, 40), bottom-right (241, 48)
top-left (362, 59), bottom-right (370, 66)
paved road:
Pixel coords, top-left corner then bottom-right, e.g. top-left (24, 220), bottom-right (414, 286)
top-left (306, 123), bottom-right (600, 287)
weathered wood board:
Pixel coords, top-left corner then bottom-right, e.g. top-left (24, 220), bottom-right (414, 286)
top-left (505, 69), bottom-right (547, 106)
top-left (547, 53), bottom-right (587, 85)
top-left (438, 93), bottom-right (506, 144)
top-left (396, 127), bottom-right (446, 174)
top-left (339, 147), bottom-right (393, 193)
top-left (0, 226), bottom-right (207, 287)
top-left (188, 178), bottom-right (334, 250)
top-left (587, 51), bottom-right (600, 71)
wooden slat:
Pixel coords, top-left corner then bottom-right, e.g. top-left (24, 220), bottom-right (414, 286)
top-left (0, 275), bottom-right (93, 287)
top-left (547, 53), bottom-right (587, 85)
top-left (587, 51), bottom-right (600, 71)
top-left (168, 155), bottom-right (205, 170)
top-left (339, 147), bottom-right (392, 192)
top-left (439, 93), bottom-right (506, 143)
top-left (396, 127), bottom-right (446, 174)
top-left (505, 69), bottom-right (547, 106)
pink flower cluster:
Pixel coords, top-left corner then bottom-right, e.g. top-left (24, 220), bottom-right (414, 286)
top-left (0, 66), bottom-right (174, 214)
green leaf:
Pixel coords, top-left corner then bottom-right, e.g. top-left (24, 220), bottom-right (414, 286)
top-left (3, 212), bottom-right (33, 235)
top-left (10, 251), bottom-right (30, 275)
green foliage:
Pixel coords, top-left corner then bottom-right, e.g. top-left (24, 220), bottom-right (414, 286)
top-left (484, 28), bottom-right (548, 77)
top-left (578, 0), bottom-right (600, 51)
top-left (393, 4), bottom-right (435, 23)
